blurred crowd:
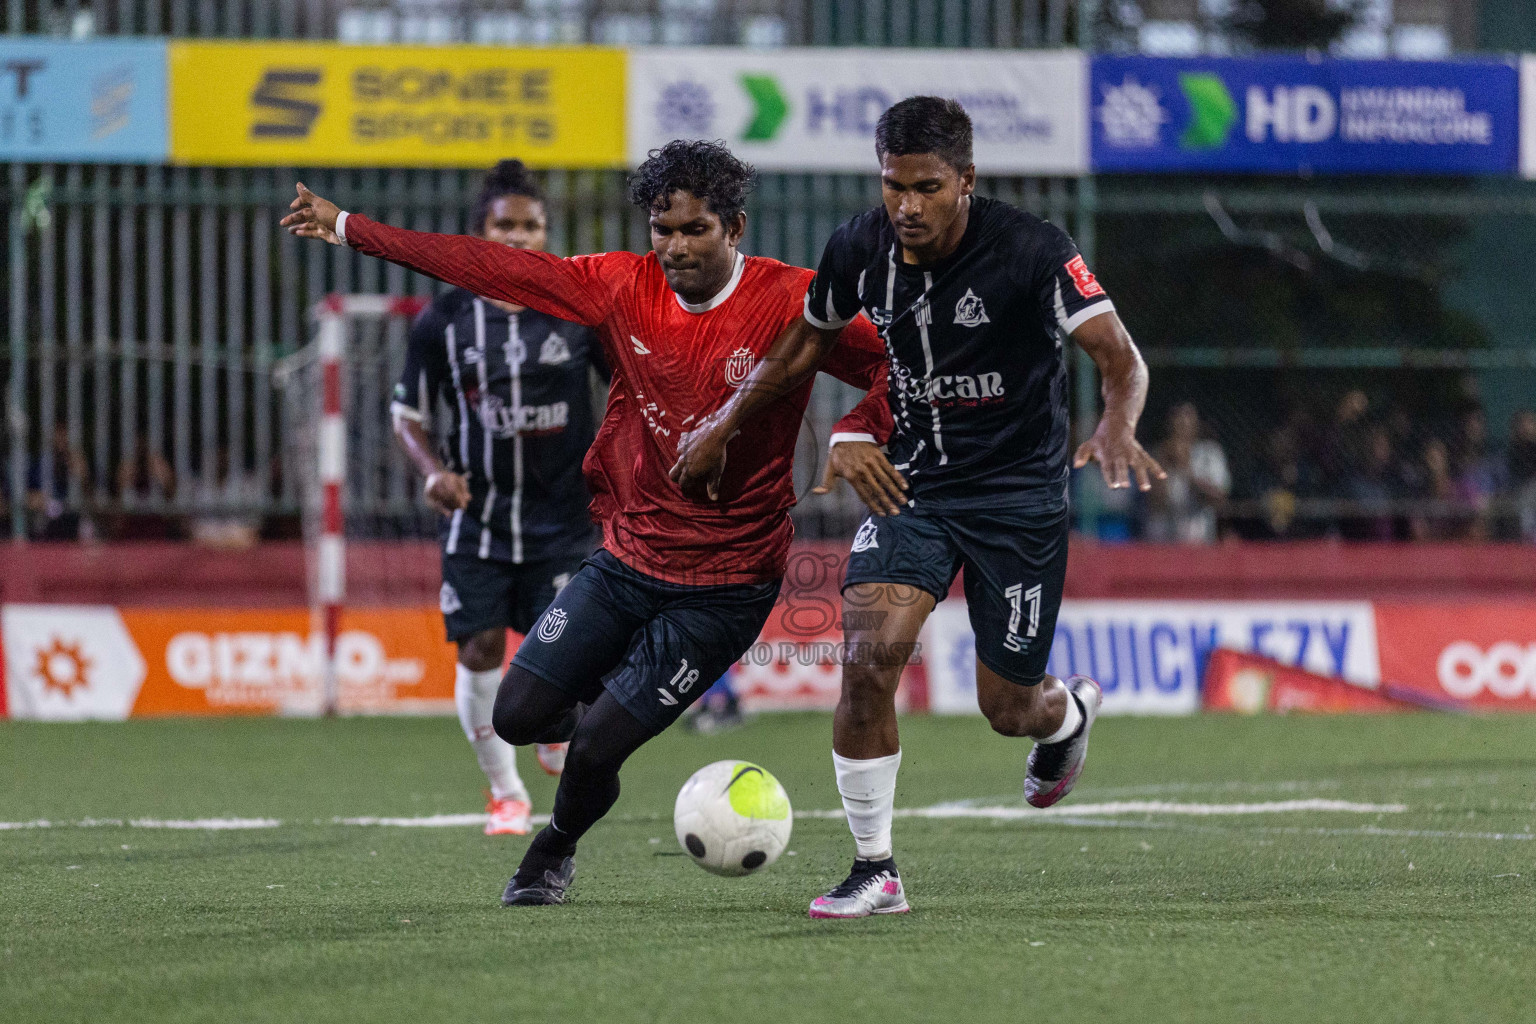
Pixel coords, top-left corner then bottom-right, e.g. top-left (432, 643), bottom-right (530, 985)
top-left (0, 428), bottom-right (286, 547)
top-left (1076, 391), bottom-right (1536, 543)
top-left (7, 389), bottom-right (1536, 546)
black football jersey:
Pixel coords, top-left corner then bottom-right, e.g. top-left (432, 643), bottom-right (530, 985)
top-left (393, 288), bottom-right (607, 563)
top-left (804, 196), bottom-right (1114, 512)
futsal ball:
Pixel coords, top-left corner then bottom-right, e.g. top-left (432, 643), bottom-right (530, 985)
top-left (673, 760), bottom-right (793, 877)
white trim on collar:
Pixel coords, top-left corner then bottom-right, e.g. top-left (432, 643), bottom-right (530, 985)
top-left (674, 251), bottom-right (746, 315)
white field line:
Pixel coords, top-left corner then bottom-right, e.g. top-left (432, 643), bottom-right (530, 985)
top-left (2, 798), bottom-right (1403, 833)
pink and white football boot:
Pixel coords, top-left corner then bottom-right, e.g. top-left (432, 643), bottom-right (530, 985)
top-left (808, 858), bottom-right (910, 919)
top-left (1024, 675), bottom-right (1103, 809)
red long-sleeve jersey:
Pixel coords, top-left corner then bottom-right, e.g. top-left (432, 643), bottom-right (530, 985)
top-left (343, 214), bottom-right (892, 585)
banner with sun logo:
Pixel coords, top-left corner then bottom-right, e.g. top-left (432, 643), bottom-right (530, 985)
top-left (0, 606), bottom-right (457, 719)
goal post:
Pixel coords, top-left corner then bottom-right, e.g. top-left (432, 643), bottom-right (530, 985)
top-left (276, 294), bottom-right (427, 716)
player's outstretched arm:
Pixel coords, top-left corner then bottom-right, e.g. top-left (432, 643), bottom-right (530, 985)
top-left (669, 316), bottom-right (841, 502)
top-left (280, 183), bottom-right (613, 326)
top-left (1070, 311), bottom-right (1166, 492)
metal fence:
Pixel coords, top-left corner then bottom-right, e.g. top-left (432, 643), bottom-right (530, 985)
top-left (0, 163), bottom-right (1087, 541)
top-left (1, 0), bottom-right (1081, 47)
top-left (5, 1), bottom-right (1536, 544)
top-left (9, 162), bottom-right (1536, 544)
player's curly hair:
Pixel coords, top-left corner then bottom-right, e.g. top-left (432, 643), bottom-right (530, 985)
top-left (472, 159), bottom-right (543, 232)
top-left (627, 140), bottom-right (758, 225)
top-left (875, 96), bottom-right (974, 171)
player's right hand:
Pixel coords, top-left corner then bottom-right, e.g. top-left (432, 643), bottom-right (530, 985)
top-left (281, 183), bottom-right (343, 245)
top-left (424, 471), bottom-right (471, 514)
top-left (814, 440), bottom-right (908, 517)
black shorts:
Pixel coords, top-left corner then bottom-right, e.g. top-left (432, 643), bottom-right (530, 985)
top-left (510, 549), bottom-right (781, 734)
top-left (440, 549), bottom-right (589, 642)
top-left (842, 505), bottom-right (1069, 686)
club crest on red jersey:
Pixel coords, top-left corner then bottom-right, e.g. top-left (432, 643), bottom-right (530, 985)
top-left (724, 347), bottom-right (756, 387)
top-left (1065, 256), bottom-right (1104, 299)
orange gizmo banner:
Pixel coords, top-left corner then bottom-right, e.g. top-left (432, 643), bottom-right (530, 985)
top-left (1, 605), bottom-right (455, 719)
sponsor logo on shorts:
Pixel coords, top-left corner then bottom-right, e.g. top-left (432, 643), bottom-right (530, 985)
top-left (536, 607), bottom-right (568, 643)
top-left (439, 582), bottom-right (462, 615)
top-left (953, 288), bottom-right (990, 327)
top-left (851, 518), bottom-right (879, 553)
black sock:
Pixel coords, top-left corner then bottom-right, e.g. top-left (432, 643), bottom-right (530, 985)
top-left (1068, 693), bottom-right (1087, 740)
top-left (531, 694), bottom-right (655, 855)
top-left (514, 824), bottom-right (578, 884)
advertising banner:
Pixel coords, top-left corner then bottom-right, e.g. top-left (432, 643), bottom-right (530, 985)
top-left (2, 605), bottom-right (456, 720)
top-left (1203, 649), bottom-right (1410, 714)
top-left (924, 598), bottom-right (1379, 716)
top-left (1091, 54), bottom-right (1518, 175)
top-left (628, 47), bottom-right (1088, 174)
top-left (0, 38), bottom-right (168, 162)
top-left (1375, 602), bottom-right (1536, 711)
top-left (1521, 55), bottom-right (1536, 179)
top-left (168, 42), bottom-right (625, 167)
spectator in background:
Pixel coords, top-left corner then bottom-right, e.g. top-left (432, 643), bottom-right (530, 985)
top-left (1509, 410), bottom-right (1536, 541)
top-left (1238, 424), bottom-right (1324, 540)
top-left (1144, 402), bottom-right (1230, 543)
top-left (26, 424), bottom-right (93, 541)
top-left (112, 437), bottom-right (183, 540)
top-left (1409, 438), bottom-right (1464, 541)
top-left (1339, 423), bottom-right (1400, 541)
top-left (1318, 388), bottom-right (1371, 495)
top-left (1452, 408), bottom-right (1503, 540)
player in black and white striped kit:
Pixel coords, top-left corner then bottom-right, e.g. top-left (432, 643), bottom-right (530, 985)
top-left (391, 161), bottom-right (607, 836)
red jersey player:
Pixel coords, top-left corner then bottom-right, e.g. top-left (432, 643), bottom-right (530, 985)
top-left (283, 141), bottom-right (891, 907)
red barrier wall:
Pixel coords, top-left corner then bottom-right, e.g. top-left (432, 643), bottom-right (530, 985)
top-left (3, 539), bottom-right (1534, 605)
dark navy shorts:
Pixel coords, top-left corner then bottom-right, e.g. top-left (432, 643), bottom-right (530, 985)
top-left (440, 549), bottom-right (589, 642)
top-left (510, 549), bottom-right (781, 734)
top-left (843, 505), bottom-right (1069, 686)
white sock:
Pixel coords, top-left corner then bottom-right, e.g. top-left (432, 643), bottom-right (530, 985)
top-left (833, 750), bottom-right (902, 861)
top-left (455, 664), bottom-right (527, 802)
top-left (1038, 691), bottom-right (1083, 745)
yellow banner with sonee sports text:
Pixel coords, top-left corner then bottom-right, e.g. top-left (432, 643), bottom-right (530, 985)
top-left (168, 41), bottom-right (625, 167)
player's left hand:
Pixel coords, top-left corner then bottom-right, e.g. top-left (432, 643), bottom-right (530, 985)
top-left (813, 441), bottom-right (908, 516)
top-left (281, 183), bottom-right (343, 245)
top-left (1074, 420), bottom-right (1166, 491)
top-left (670, 417), bottom-right (734, 502)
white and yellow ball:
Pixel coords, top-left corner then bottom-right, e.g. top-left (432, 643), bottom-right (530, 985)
top-left (673, 760), bottom-right (793, 877)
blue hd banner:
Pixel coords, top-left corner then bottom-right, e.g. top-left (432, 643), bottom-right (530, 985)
top-left (0, 39), bottom-right (168, 162)
top-left (1091, 54), bottom-right (1518, 175)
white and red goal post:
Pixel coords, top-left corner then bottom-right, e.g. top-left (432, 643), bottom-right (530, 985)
top-left (279, 294), bottom-right (427, 715)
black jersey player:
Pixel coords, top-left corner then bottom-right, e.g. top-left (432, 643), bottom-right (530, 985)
top-left (391, 160), bottom-right (607, 836)
top-left (674, 97), bottom-right (1165, 917)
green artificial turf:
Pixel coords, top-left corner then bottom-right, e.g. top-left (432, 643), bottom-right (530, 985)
top-left (3, 713), bottom-right (1534, 1023)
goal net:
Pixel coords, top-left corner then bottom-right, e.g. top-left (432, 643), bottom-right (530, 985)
top-left (275, 294), bottom-right (445, 715)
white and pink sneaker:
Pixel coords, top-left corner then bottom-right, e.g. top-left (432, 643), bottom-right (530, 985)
top-left (1024, 675), bottom-right (1103, 809)
top-left (808, 858), bottom-right (910, 919)
top-left (535, 743), bottom-right (567, 776)
top-left (485, 796), bottom-right (532, 836)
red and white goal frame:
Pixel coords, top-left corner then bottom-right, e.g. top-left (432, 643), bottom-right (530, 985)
top-left (279, 294), bottom-right (426, 715)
